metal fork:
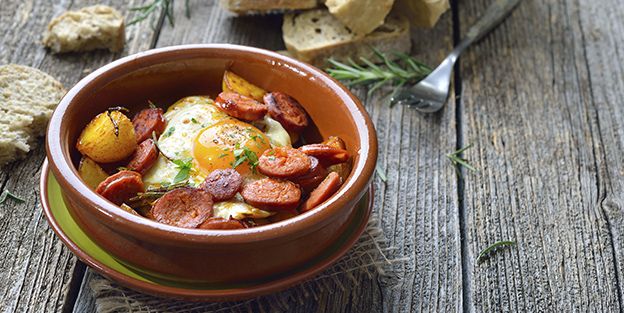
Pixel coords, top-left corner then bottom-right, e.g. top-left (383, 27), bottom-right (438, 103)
top-left (393, 0), bottom-right (522, 112)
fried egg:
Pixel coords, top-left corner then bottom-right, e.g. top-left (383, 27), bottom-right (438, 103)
top-left (142, 95), bottom-right (289, 220)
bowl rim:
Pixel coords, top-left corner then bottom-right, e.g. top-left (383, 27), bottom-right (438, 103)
top-left (46, 43), bottom-right (377, 244)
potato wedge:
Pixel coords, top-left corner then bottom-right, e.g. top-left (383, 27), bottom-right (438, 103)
top-left (222, 70), bottom-right (267, 102)
top-left (323, 136), bottom-right (351, 181)
top-left (76, 111), bottom-right (137, 163)
top-left (78, 157), bottom-right (109, 190)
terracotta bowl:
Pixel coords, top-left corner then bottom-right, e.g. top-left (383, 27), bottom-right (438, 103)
top-left (46, 44), bottom-right (377, 286)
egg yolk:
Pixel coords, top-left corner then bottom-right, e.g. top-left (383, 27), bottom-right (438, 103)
top-left (193, 119), bottom-right (271, 176)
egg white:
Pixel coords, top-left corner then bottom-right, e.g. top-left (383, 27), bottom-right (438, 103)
top-left (142, 96), bottom-right (228, 187)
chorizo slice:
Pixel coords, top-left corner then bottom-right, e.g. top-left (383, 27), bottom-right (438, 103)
top-left (151, 188), bottom-right (213, 228)
top-left (200, 168), bottom-right (243, 201)
top-left (291, 156), bottom-right (328, 193)
top-left (240, 178), bottom-right (301, 211)
top-left (300, 172), bottom-right (342, 213)
top-left (132, 107), bottom-right (166, 143)
top-left (257, 147), bottom-right (311, 178)
top-left (264, 92), bottom-right (309, 132)
top-left (299, 144), bottom-right (350, 166)
top-left (96, 170), bottom-right (144, 206)
top-left (126, 139), bottom-right (158, 174)
top-left (198, 217), bottom-right (246, 230)
top-left (216, 91), bottom-right (268, 121)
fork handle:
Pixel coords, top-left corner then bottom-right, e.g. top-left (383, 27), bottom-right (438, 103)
top-left (451, 0), bottom-right (522, 60)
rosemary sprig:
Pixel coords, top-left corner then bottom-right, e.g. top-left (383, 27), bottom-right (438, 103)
top-left (326, 49), bottom-right (432, 99)
top-left (476, 241), bottom-right (516, 264)
top-left (446, 144), bottom-right (477, 172)
top-left (128, 0), bottom-right (191, 27)
top-left (0, 190), bottom-right (25, 204)
top-left (127, 182), bottom-right (189, 207)
top-left (375, 163), bottom-right (387, 182)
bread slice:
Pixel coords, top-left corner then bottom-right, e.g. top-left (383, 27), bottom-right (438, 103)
top-left (283, 9), bottom-right (411, 67)
top-left (43, 5), bottom-right (125, 53)
top-left (220, 0), bottom-right (319, 15)
top-left (395, 0), bottom-right (449, 28)
top-left (325, 0), bottom-right (394, 36)
top-left (0, 64), bottom-right (66, 165)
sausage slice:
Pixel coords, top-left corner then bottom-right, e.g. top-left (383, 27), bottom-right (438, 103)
top-left (151, 188), bottom-right (213, 228)
top-left (96, 171), bottom-right (144, 206)
top-left (200, 169), bottom-right (243, 201)
top-left (300, 172), bottom-right (342, 213)
top-left (198, 217), bottom-right (246, 230)
top-left (127, 139), bottom-right (158, 174)
top-left (132, 107), bottom-right (166, 143)
top-left (291, 156), bottom-right (328, 193)
top-left (264, 92), bottom-right (309, 132)
top-left (216, 92), bottom-right (267, 121)
top-left (257, 147), bottom-right (311, 178)
top-left (240, 178), bottom-right (301, 211)
top-left (299, 144), bottom-right (350, 166)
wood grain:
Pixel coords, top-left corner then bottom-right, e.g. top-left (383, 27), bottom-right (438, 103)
top-left (104, 1), bottom-right (462, 312)
top-left (0, 0), bottom-right (157, 312)
top-left (459, 0), bottom-right (624, 311)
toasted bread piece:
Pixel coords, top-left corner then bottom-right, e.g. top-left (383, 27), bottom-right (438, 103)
top-left (43, 5), bottom-right (125, 53)
top-left (220, 0), bottom-right (319, 15)
top-left (325, 0), bottom-right (394, 36)
top-left (0, 64), bottom-right (66, 165)
top-left (395, 0), bottom-right (450, 28)
top-left (283, 9), bottom-right (411, 67)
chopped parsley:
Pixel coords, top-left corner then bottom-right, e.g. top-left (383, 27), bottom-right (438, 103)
top-left (191, 118), bottom-right (199, 124)
top-left (162, 127), bottom-right (175, 138)
top-left (231, 143), bottom-right (259, 172)
top-left (218, 153), bottom-right (229, 159)
top-left (172, 158), bottom-right (193, 184)
top-left (0, 190), bottom-right (25, 204)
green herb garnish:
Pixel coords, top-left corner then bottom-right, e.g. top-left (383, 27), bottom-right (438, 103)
top-left (191, 118), bottom-right (199, 124)
top-left (326, 49), bottom-right (431, 100)
top-left (375, 163), bottom-right (387, 182)
top-left (231, 144), bottom-right (259, 172)
top-left (172, 158), bottom-right (193, 184)
top-left (162, 126), bottom-right (175, 138)
top-left (446, 144), bottom-right (476, 172)
top-left (128, 0), bottom-right (191, 27)
top-left (0, 190), bottom-right (25, 204)
top-left (476, 241), bottom-right (516, 264)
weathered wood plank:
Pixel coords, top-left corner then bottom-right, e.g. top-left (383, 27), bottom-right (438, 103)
top-left (72, 1), bottom-right (462, 312)
top-left (459, 0), bottom-right (623, 311)
top-left (577, 0), bottom-right (624, 308)
top-left (0, 0), bottom-right (158, 312)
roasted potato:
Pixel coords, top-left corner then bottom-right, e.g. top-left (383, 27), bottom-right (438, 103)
top-left (76, 111), bottom-right (137, 163)
top-left (222, 70), bottom-right (267, 102)
top-left (78, 157), bottom-right (109, 190)
top-left (323, 136), bottom-right (351, 181)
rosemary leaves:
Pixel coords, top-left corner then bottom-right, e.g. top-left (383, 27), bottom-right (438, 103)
top-left (326, 49), bottom-right (432, 99)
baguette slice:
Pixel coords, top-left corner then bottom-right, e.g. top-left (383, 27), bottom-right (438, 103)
top-left (220, 0), bottom-right (319, 15)
top-left (0, 64), bottom-right (66, 165)
top-left (325, 0), bottom-right (394, 36)
top-left (395, 0), bottom-right (450, 28)
top-left (43, 5), bottom-right (125, 53)
top-left (283, 9), bottom-right (411, 67)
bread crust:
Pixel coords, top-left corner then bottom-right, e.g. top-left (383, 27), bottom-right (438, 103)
top-left (43, 5), bottom-right (125, 53)
top-left (0, 64), bottom-right (65, 165)
top-left (283, 10), bottom-right (411, 67)
top-left (220, 0), bottom-right (318, 15)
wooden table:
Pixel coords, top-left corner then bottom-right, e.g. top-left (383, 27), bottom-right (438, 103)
top-left (1, 0), bottom-right (622, 312)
